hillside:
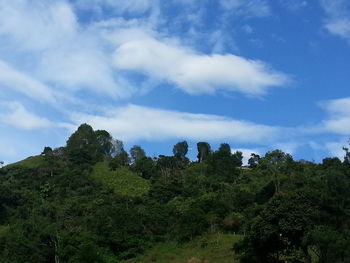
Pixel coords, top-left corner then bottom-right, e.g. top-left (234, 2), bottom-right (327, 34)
top-left (91, 161), bottom-right (150, 197)
top-left (6, 155), bottom-right (45, 169)
top-left (122, 233), bottom-right (242, 263)
top-left (1, 124), bottom-right (350, 263)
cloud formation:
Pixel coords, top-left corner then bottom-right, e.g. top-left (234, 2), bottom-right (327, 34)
top-left (70, 104), bottom-right (280, 143)
top-left (0, 61), bottom-right (56, 104)
top-left (0, 0), bottom-right (288, 104)
top-left (321, 97), bottom-right (350, 134)
top-left (320, 0), bottom-right (350, 42)
top-left (73, 0), bottom-right (153, 15)
top-left (113, 31), bottom-right (289, 96)
top-left (220, 0), bottom-right (270, 17)
top-left (0, 102), bottom-right (53, 130)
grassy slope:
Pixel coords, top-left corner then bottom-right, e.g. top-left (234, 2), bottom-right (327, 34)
top-left (7, 157), bottom-right (150, 198)
top-left (6, 155), bottom-right (45, 169)
top-left (123, 233), bottom-right (242, 263)
top-left (91, 161), bottom-right (150, 197)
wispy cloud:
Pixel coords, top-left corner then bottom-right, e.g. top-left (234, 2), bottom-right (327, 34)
top-left (0, 0), bottom-right (288, 104)
top-left (320, 97), bottom-right (350, 135)
top-left (73, 0), bottom-right (154, 15)
top-left (320, 0), bottom-right (350, 42)
top-left (279, 0), bottom-right (308, 11)
top-left (113, 30), bottom-right (289, 96)
top-left (0, 1), bottom-right (78, 51)
top-left (0, 60), bottom-right (57, 104)
top-left (70, 104), bottom-right (280, 143)
top-left (220, 0), bottom-right (270, 17)
top-left (0, 0), bottom-right (134, 99)
top-left (0, 102), bottom-right (53, 130)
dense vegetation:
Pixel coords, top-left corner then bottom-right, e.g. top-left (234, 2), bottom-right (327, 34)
top-left (0, 123), bottom-right (350, 263)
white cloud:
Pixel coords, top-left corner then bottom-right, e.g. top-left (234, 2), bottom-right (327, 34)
top-left (73, 0), bottom-right (153, 15)
top-left (38, 48), bottom-right (131, 98)
top-left (271, 142), bottom-right (301, 156)
top-left (320, 97), bottom-right (350, 134)
top-left (0, 102), bottom-right (53, 130)
top-left (113, 31), bottom-right (289, 96)
top-left (322, 97), bottom-right (350, 116)
top-left (279, 0), bottom-right (308, 11)
top-left (325, 141), bottom-right (347, 159)
top-left (320, 0), bottom-right (350, 42)
top-left (220, 0), bottom-right (270, 17)
top-left (0, 0), bottom-right (78, 51)
top-left (0, 60), bottom-right (57, 104)
top-left (0, 0), bottom-right (135, 99)
top-left (0, 0), bottom-right (289, 103)
top-left (70, 104), bottom-right (280, 143)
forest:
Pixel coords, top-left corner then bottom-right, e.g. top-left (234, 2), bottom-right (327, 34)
top-left (0, 123), bottom-right (349, 263)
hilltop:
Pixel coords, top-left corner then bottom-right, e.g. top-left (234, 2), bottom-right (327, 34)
top-left (0, 124), bottom-right (350, 263)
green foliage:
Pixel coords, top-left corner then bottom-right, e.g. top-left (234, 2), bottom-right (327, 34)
top-left (122, 233), bottom-right (242, 263)
top-left (207, 143), bottom-right (242, 183)
top-left (197, 142), bottom-right (211, 163)
top-left (129, 145), bottom-right (146, 164)
top-left (95, 129), bottom-right (115, 156)
top-left (92, 161), bottom-right (149, 197)
top-left (109, 150), bottom-right (130, 170)
top-left (2, 126), bottom-right (350, 263)
top-left (248, 153), bottom-right (260, 168)
top-left (306, 226), bottom-right (350, 263)
top-left (132, 157), bottom-right (156, 179)
top-left (173, 141), bottom-right (189, 158)
top-left (7, 155), bottom-right (45, 169)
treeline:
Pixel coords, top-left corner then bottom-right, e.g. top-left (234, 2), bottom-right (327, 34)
top-left (0, 124), bottom-right (349, 263)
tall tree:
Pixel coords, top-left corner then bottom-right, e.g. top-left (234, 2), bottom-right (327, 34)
top-left (207, 143), bottom-right (241, 183)
top-left (197, 142), bottom-right (211, 163)
top-left (130, 145), bottom-right (146, 164)
top-left (173, 141), bottom-right (188, 159)
top-left (248, 153), bottom-right (260, 168)
top-left (66, 123), bottom-right (96, 150)
top-left (260, 149), bottom-right (293, 193)
top-left (109, 150), bottom-right (130, 170)
top-left (66, 124), bottom-right (99, 165)
top-left (95, 130), bottom-right (114, 156)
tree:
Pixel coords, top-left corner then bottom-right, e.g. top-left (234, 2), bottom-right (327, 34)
top-left (248, 153), bottom-right (260, 168)
top-left (197, 142), bottom-right (211, 163)
top-left (132, 157), bottom-right (155, 179)
top-left (232, 151), bottom-right (243, 167)
top-left (109, 150), bottom-right (130, 170)
top-left (111, 139), bottom-right (124, 157)
top-left (207, 143), bottom-right (241, 183)
top-left (306, 226), bottom-right (350, 263)
top-left (95, 130), bottom-right (114, 156)
top-left (235, 190), bottom-right (319, 262)
top-left (41, 147), bottom-right (53, 156)
top-left (173, 141), bottom-right (188, 159)
top-left (66, 124), bottom-right (100, 165)
top-left (343, 139), bottom-right (350, 165)
top-left (130, 145), bottom-right (146, 164)
top-left (66, 124), bottom-right (96, 150)
top-left (259, 150), bottom-right (293, 193)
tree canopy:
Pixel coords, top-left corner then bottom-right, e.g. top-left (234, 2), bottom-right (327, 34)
top-left (1, 124), bottom-right (350, 263)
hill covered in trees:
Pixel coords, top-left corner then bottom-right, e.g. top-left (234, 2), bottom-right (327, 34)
top-left (1, 124), bottom-right (350, 263)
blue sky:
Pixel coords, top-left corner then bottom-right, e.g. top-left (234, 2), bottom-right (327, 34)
top-left (1, 0), bottom-right (350, 164)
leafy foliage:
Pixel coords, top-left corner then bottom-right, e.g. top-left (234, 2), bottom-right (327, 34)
top-left (1, 125), bottom-right (350, 263)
